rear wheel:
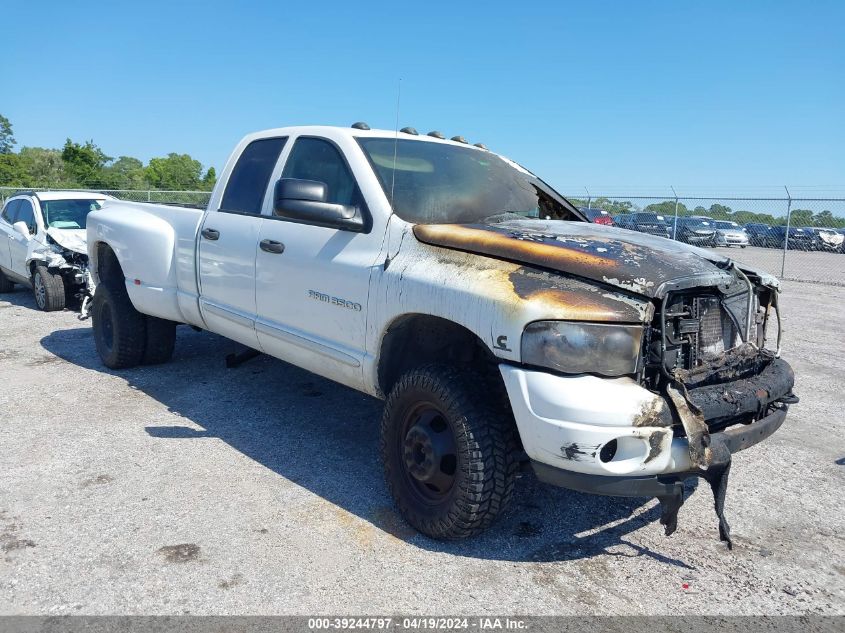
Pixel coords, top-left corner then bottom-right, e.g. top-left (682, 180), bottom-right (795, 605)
top-left (32, 266), bottom-right (65, 311)
top-left (0, 269), bottom-right (14, 293)
top-left (381, 364), bottom-right (519, 539)
top-left (91, 282), bottom-right (146, 369)
top-left (142, 316), bottom-right (177, 365)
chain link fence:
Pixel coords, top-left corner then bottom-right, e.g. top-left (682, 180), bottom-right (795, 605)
top-left (2, 186), bottom-right (843, 286)
top-left (0, 187), bottom-right (212, 208)
top-left (563, 194), bottom-right (845, 286)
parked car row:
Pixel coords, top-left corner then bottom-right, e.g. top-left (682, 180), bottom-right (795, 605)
top-left (579, 208), bottom-right (844, 251)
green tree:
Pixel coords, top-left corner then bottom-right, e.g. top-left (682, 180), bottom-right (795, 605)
top-left (201, 166), bottom-right (217, 191)
top-left (812, 210), bottom-right (836, 228)
top-left (101, 156), bottom-right (147, 189)
top-left (0, 115), bottom-right (15, 154)
top-left (568, 196), bottom-right (634, 214)
top-left (61, 139), bottom-right (110, 186)
top-left (145, 153), bottom-right (204, 190)
top-left (707, 203), bottom-right (734, 219)
top-left (783, 209), bottom-right (813, 227)
top-left (0, 153), bottom-right (25, 185)
top-left (644, 200), bottom-right (689, 217)
top-left (19, 147), bottom-right (73, 187)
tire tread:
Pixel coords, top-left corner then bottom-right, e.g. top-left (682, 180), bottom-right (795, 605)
top-left (381, 364), bottom-right (519, 540)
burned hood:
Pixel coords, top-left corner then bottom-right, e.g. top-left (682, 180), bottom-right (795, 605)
top-left (413, 220), bottom-right (736, 298)
top-left (45, 228), bottom-right (87, 255)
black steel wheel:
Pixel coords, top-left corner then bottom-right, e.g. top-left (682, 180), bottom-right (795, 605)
top-left (381, 364), bottom-right (519, 539)
top-left (399, 402), bottom-right (459, 504)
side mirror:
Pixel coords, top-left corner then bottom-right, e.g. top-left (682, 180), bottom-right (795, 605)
top-left (273, 178), bottom-right (364, 232)
top-left (12, 221), bottom-right (32, 239)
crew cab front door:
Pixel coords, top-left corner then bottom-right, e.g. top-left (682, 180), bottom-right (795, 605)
top-left (198, 137), bottom-right (287, 349)
top-left (9, 198), bottom-right (38, 278)
top-left (254, 136), bottom-right (381, 390)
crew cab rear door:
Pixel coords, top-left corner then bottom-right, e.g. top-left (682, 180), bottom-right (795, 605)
top-left (197, 137), bottom-right (287, 350)
top-left (254, 135), bottom-right (384, 390)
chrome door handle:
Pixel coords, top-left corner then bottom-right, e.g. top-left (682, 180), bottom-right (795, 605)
top-left (259, 239), bottom-right (285, 254)
top-left (201, 228), bottom-right (220, 240)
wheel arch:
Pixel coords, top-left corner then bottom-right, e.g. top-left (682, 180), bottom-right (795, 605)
top-left (91, 241), bottom-right (126, 288)
top-left (376, 313), bottom-right (499, 398)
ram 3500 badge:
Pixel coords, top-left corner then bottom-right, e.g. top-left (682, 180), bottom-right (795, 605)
top-left (84, 125), bottom-right (797, 545)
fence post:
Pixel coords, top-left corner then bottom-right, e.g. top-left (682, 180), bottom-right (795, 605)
top-left (585, 187), bottom-right (591, 210)
top-left (147, 190), bottom-right (151, 202)
top-left (781, 186), bottom-right (792, 278)
top-left (671, 185), bottom-right (679, 240)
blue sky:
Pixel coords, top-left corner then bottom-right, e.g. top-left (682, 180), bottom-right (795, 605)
top-left (2, 0), bottom-right (843, 196)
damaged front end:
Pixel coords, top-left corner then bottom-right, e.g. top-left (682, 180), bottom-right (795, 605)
top-left (642, 267), bottom-right (797, 548)
top-left (29, 231), bottom-right (93, 312)
top-left (514, 264), bottom-right (797, 549)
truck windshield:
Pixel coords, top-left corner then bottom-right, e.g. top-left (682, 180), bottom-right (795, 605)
top-left (358, 138), bottom-right (575, 224)
top-left (41, 199), bottom-right (104, 229)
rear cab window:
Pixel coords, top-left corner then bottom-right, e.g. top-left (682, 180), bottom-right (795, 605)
top-left (220, 137), bottom-right (288, 215)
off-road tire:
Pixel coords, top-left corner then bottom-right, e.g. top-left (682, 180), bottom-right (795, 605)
top-left (91, 282), bottom-right (146, 369)
top-left (142, 316), bottom-right (177, 365)
top-left (0, 270), bottom-right (14, 293)
top-left (32, 266), bottom-right (65, 312)
top-left (381, 364), bottom-right (519, 539)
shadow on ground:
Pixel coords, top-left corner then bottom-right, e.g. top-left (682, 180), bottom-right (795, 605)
top-left (33, 290), bottom-right (695, 568)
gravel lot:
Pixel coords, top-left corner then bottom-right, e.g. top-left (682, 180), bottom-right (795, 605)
top-left (1, 273), bottom-right (843, 615)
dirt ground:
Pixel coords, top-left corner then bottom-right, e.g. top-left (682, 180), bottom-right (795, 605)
top-left (0, 278), bottom-right (843, 615)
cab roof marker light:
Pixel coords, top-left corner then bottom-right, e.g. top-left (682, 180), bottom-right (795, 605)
top-left (451, 136), bottom-right (469, 144)
top-left (427, 131), bottom-right (445, 139)
top-left (351, 122), bottom-right (370, 130)
top-left (473, 143), bottom-right (488, 150)
top-left (400, 127), bottom-right (419, 135)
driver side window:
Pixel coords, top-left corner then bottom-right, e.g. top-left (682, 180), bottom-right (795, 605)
top-left (1, 199), bottom-right (21, 225)
top-left (16, 200), bottom-right (36, 233)
top-left (282, 138), bottom-right (357, 205)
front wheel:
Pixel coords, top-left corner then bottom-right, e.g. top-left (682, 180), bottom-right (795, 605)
top-left (381, 364), bottom-right (519, 539)
top-left (32, 266), bottom-right (65, 311)
top-left (91, 282), bottom-right (147, 369)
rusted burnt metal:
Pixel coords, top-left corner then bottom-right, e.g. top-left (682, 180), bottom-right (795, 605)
top-left (686, 358), bottom-right (794, 425)
top-left (675, 342), bottom-right (771, 388)
top-left (665, 381), bottom-right (712, 469)
top-left (698, 439), bottom-right (733, 549)
top-left (414, 220), bottom-right (732, 298)
top-left (632, 397), bottom-right (672, 428)
top-left (508, 267), bottom-right (650, 323)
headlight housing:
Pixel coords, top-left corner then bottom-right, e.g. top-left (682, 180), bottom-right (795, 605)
top-left (521, 321), bottom-right (644, 377)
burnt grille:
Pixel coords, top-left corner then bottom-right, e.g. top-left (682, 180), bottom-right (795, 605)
top-left (658, 293), bottom-right (743, 372)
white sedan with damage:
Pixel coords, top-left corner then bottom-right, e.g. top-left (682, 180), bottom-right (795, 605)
top-left (0, 190), bottom-right (114, 311)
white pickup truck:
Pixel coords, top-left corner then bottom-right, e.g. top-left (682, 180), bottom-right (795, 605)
top-left (85, 125), bottom-right (797, 544)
